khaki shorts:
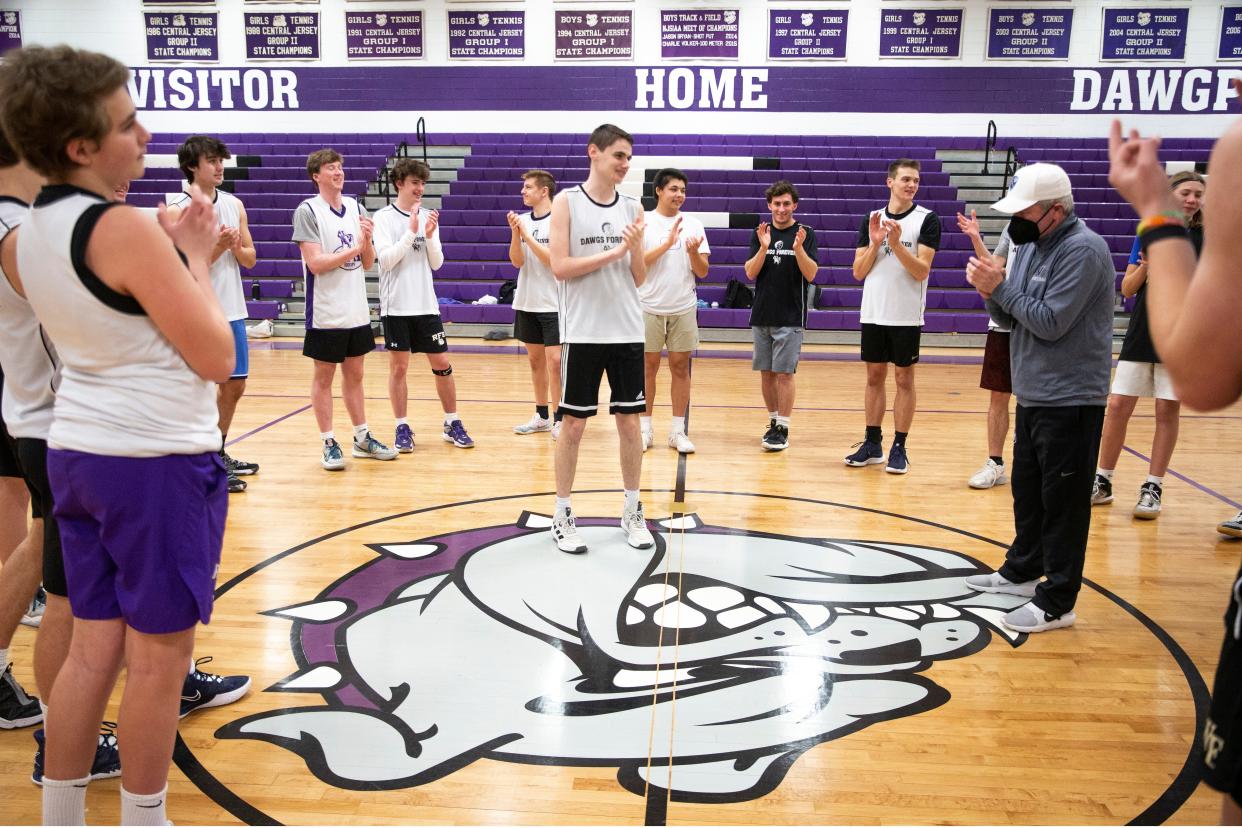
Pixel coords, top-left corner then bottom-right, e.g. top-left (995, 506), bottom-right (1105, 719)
top-left (644, 309), bottom-right (700, 353)
top-left (1112, 360), bottom-right (1177, 401)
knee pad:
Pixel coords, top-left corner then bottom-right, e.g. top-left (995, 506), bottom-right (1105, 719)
top-left (432, 365), bottom-right (453, 376)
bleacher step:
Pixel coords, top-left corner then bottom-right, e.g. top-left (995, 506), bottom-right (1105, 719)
top-left (941, 161), bottom-right (1015, 175)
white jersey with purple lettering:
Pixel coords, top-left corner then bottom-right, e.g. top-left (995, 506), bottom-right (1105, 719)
top-left (169, 188), bottom-right (247, 321)
top-left (513, 211), bottom-right (557, 314)
top-left (559, 186), bottom-right (642, 344)
top-left (0, 196), bottom-right (60, 441)
top-left (292, 195), bottom-right (370, 330)
top-left (372, 202), bottom-right (443, 317)
top-left (17, 185), bottom-right (219, 456)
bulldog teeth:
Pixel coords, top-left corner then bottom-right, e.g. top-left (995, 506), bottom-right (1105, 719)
top-left (718, 605), bottom-right (766, 629)
top-left (634, 582), bottom-right (677, 607)
top-left (376, 543), bottom-right (441, 560)
top-left (625, 606), bottom-right (644, 626)
top-left (266, 600), bottom-right (351, 622)
top-left (786, 601), bottom-right (832, 630)
top-left (754, 596), bottom-right (784, 616)
top-left (686, 586), bottom-right (745, 611)
top-left (932, 603), bottom-right (962, 619)
top-left (652, 600), bottom-right (707, 629)
top-left (277, 664), bottom-right (343, 691)
top-left (876, 606), bottom-right (922, 622)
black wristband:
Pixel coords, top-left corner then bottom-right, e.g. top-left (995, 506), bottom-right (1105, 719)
top-left (1139, 224), bottom-right (1189, 254)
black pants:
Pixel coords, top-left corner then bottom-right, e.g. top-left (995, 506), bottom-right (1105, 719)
top-left (998, 404), bottom-right (1105, 618)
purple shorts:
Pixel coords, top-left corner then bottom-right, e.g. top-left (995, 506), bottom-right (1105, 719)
top-left (47, 449), bottom-right (228, 634)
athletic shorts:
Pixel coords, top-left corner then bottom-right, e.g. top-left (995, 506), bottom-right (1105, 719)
top-left (229, 319), bottom-right (249, 380)
top-left (558, 342), bottom-right (645, 419)
top-left (303, 324), bottom-right (376, 363)
top-left (861, 323), bottom-right (921, 367)
top-left (752, 326), bottom-right (803, 374)
top-left (980, 330), bottom-right (1012, 394)
top-left (47, 449), bottom-right (227, 634)
top-left (0, 417), bottom-right (18, 479)
top-left (514, 310), bottom-right (560, 347)
top-left (645, 309), bottom-right (700, 353)
top-left (1111, 360), bottom-right (1176, 401)
top-left (1200, 564), bottom-right (1242, 802)
top-left (15, 438), bottom-right (67, 598)
top-left (383, 314), bottom-right (448, 354)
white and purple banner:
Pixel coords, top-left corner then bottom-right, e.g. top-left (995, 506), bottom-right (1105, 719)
top-left (555, 9), bottom-right (632, 60)
top-left (142, 0), bottom-right (214, 4)
top-left (244, 12), bottom-right (320, 60)
top-left (145, 11), bottom-right (218, 63)
top-left (126, 65), bottom-right (1242, 115)
top-left (1220, 6), bottom-right (1242, 60)
top-left (0, 9), bottom-right (19, 56)
top-left (768, 9), bottom-right (848, 60)
top-left (1100, 7), bottom-right (1188, 61)
top-left (345, 10), bottom-right (423, 59)
top-left (448, 11), bottom-right (525, 59)
top-left (879, 8), bottom-right (963, 58)
top-left (986, 7), bottom-right (1072, 60)
top-left (661, 9), bottom-right (740, 60)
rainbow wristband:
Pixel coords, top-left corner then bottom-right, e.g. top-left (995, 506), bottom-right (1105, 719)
top-left (1136, 212), bottom-right (1186, 236)
top-left (1139, 223), bottom-right (1189, 254)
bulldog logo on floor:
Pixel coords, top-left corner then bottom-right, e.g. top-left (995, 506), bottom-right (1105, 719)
top-left (217, 512), bottom-right (1030, 802)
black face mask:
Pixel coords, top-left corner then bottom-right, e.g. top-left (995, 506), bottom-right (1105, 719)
top-left (1006, 204), bottom-right (1055, 245)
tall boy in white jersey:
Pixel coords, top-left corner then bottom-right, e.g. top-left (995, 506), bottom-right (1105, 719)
top-left (373, 158), bottom-right (473, 451)
top-left (508, 169), bottom-right (562, 438)
top-left (293, 149), bottom-right (397, 470)
top-left (846, 158), bottom-right (940, 475)
top-left (640, 167), bottom-right (710, 454)
top-left (548, 124), bottom-right (651, 554)
top-left (167, 135), bottom-right (259, 494)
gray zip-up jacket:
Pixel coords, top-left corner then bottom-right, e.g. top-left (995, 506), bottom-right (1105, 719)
top-left (985, 214), bottom-right (1115, 408)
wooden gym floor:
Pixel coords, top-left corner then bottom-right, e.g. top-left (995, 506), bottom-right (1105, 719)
top-left (1, 338), bottom-right (1239, 826)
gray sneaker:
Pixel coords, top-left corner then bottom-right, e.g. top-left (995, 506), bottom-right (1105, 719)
top-left (353, 432), bottom-right (398, 460)
top-left (964, 572), bottom-right (1039, 597)
top-left (1219, 511), bottom-right (1242, 538)
top-left (1133, 482), bottom-right (1162, 520)
top-left (321, 439), bottom-right (346, 471)
top-left (1002, 602), bottom-right (1076, 633)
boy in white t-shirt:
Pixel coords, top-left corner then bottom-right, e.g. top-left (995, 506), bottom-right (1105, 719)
top-left (638, 168), bottom-right (709, 454)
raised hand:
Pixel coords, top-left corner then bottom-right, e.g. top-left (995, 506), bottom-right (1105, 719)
top-left (358, 215), bottom-right (374, 246)
top-left (506, 210), bottom-right (521, 233)
top-left (685, 235), bottom-right (702, 256)
top-left (884, 219), bottom-right (902, 249)
top-left (756, 221), bottom-right (771, 248)
top-left (868, 211), bottom-right (886, 246)
top-left (1107, 120), bottom-right (1175, 219)
top-left (423, 210), bottom-right (439, 238)
top-left (217, 225), bottom-right (240, 252)
top-left (621, 218), bottom-right (645, 255)
top-left (966, 255), bottom-right (1004, 298)
top-left (956, 209), bottom-right (981, 239)
top-left (793, 225), bottom-right (806, 251)
top-left (665, 215), bottom-right (683, 248)
top-left (156, 184), bottom-right (216, 264)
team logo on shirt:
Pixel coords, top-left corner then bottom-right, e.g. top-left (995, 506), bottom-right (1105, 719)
top-left (334, 229), bottom-right (361, 270)
top-left (580, 221), bottom-right (623, 247)
top-left (770, 239), bottom-right (785, 265)
top-left (215, 506), bottom-right (1032, 804)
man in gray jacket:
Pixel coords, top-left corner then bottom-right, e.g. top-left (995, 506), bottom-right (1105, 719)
top-left (961, 163), bottom-right (1115, 633)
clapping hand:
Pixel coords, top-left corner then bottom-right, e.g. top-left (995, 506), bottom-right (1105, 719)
top-left (756, 221), bottom-right (771, 248)
top-left (956, 209), bottom-right (981, 240)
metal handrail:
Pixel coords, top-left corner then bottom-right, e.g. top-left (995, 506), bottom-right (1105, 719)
top-left (1000, 146), bottom-right (1019, 195)
top-left (981, 120), bottom-right (998, 174)
top-left (415, 117), bottom-right (428, 164)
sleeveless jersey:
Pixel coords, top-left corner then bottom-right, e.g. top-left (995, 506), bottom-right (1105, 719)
top-left (372, 203), bottom-right (441, 317)
top-left (513, 211), bottom-right (557, 314)
top-left (0, 196), bottom-right (60, 441)
top-left (17, 184), bottom-right (219, 456)
top-left (296, 195), bottom-right (370, 330)
top-left (169, 189), bottom-right (247, 321)
top-left (559, 186), bottom-right (643, 343)
top-left (860, 204), bottom-right (935, 326)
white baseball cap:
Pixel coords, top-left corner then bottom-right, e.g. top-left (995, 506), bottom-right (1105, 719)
top-left (990, 163), bottom-right (1073, 214)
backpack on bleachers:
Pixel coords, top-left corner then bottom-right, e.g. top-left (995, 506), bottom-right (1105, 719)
top-left (498, 279), bottom-right (517, 305)
top-left (724, 278), bottom-right (754, 309)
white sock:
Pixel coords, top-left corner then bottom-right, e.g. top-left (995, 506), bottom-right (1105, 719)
top-left (395, 417), bottom-right (408, 427)
top-left (188, 658), bottom-right (197, 676)
top-left (775, 415), bottom-right (790, 428)
top-left (670, 416), bottom-right (685, 435)
top-left (121, 785), bottom-right (168, 826)
top-left (1147, 474), bottom-right (1164, 487)
top-left (444, 412), bottom-right (459, 425)
top-left (640, 416), bottom-right (652, 431)
top-left (353, 423), bottom-right (369, 442)
top-left (1097, 468), bottom-right (1114, 480)
top-left (624, 489), bottom-right (640, 512)
top-left (554, 496), bottom-right (571, 517)
top-left (768, 411), bottom-right (778, 420)
top-left (40, 701), bottom-right (49, 718)
top-left (0, 647), bottom-right (8, 673)
top-left (42, 776), bottom-right (89, 826)
top-left (320, 431), bottom-right (335, 443)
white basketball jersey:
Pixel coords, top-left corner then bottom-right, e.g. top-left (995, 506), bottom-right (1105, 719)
top-left (860, 204), bottom-right (934, 326)
top-left (559, 186), bottom-right (643, 344)
top-left (513, 211), bottom-right (557, 314)
top-left (299, 195), bottom-right (370, 330)
top-left (17, 185), bottom-right (219, 456)
top-left (0, 196), bottom-right (60, 441)
top-left (169, 189), bottom-right (247, 321)
top-left (373, 203), bottom-right (441, 317)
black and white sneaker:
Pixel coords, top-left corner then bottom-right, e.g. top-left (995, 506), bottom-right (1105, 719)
top-left (0, 664), bottom-right (42, 729)
top-left (221, 450), bottom-right (259, 476)
top-left (760, 418), bottom-right (777, 448)
top-left (762, 424), bottom-right (789, 452)
top-left (551, 509), bottom-right (588, 554)
top-left (1091, 474), bottom-right (1113, 505)
top-left (1133, 482), bottom-right (1162, 520)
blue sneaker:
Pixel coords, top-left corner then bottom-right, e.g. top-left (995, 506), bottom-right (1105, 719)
top-left (352, 432), bottom-right (398, 461)
top-left (886, 443), bottom-right (909, 474)
top-left (844, 439), bottom-right (884, 467)
top-left (394, 424), bottom-right (414, 453)
top-left (32, 723), bottom-right (121, 786)
top-left (321, 438), bottom-right (345, 471)
top-left (443, 420), bottom-right (474, 448)
top-left (180, 657), bottom-right (251, 719)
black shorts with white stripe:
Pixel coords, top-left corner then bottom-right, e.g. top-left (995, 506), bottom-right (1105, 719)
top-left (557, 342), bottom-right (645, 419)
